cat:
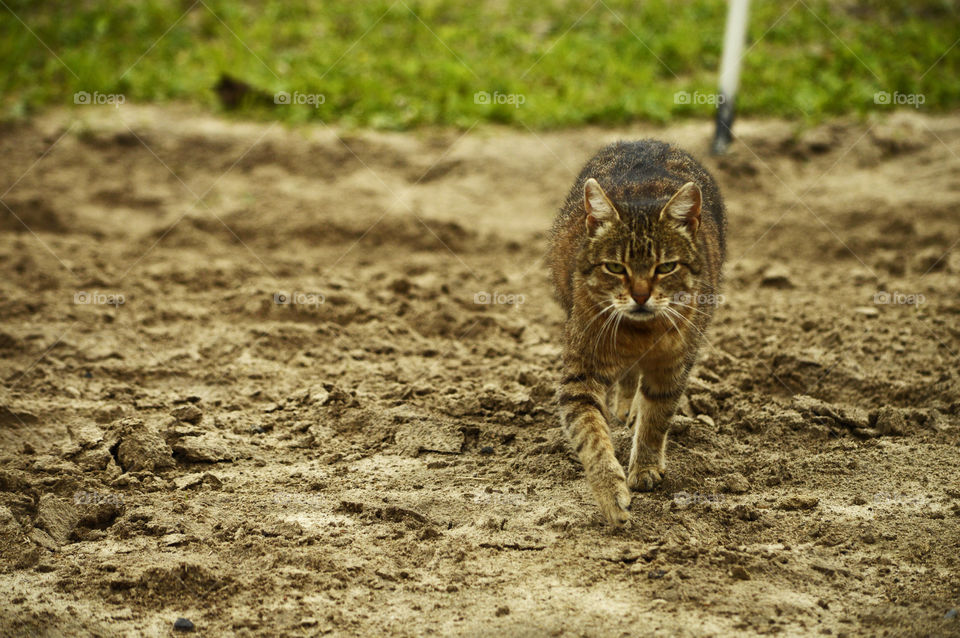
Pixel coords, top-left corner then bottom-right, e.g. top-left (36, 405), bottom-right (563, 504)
top-left (548, 140), bottom-right (726, 525)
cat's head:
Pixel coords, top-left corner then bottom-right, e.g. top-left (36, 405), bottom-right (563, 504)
top-left (577, 178), bottom-right (704, 323)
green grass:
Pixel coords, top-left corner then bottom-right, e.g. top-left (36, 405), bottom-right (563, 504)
top-left (1, 0), bottom-right (957, 128)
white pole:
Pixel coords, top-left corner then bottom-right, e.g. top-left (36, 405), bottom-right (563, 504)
top-left (712, 0), bottom-right (750, 154)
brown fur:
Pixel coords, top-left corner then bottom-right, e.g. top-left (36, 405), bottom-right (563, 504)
top-left (547, 139), bottom-right (726, 524)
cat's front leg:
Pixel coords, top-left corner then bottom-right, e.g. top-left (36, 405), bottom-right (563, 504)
top-left (627, 361), bottom-right (690, 492)
top-left (559, 372), bottom-right (631, 525)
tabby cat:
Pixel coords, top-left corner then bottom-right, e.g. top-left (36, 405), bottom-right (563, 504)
top-left (548, 140), bottom-right (726, 524)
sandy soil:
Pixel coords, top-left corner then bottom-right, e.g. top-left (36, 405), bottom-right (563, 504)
top-left (1, 105), bottom-right (959, 637)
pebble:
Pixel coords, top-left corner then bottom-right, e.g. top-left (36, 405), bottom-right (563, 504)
top-left (945, 608), bottom-right (958, 620)
top-left (495, 606), bottom-right (510, 617)
top-left (173, 617), bottom-right (195, 631)
top-left (874, 406), bottom-right (907, 436)
top-left (171, 433), bottom-right (238, 462)
top-left (853, 306), bottom-right (879, 318)
top-left (479, 446), bottom-right (495, 455)
top-left (117, 427), bottom-right (176, 473)
top-left (760, 264), bottom-right (794, 289)
top-left (724, 473), bottom-right (750, 494)
top-left (730, 566), bottom-right (751, 580)
top-left (695, 414), bottom-right (716, 428)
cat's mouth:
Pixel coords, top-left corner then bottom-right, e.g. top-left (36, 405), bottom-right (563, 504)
top-left (625, 305), bottom-right (656, 321)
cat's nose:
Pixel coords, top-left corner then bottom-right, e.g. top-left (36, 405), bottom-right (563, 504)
top-left (631, 291), bottom-right (650, 306)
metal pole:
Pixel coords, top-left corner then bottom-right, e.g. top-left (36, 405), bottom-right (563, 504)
top-left (712, 0), bottom-right (750, 155)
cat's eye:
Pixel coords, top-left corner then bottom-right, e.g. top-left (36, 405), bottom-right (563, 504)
top-left (603, 262), bottom-right (626, 275)
top-left (655, 261), bottom-right (678, 275)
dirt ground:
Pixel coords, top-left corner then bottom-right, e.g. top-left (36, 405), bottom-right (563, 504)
top-left (0, 105), bottom-right (958, 637)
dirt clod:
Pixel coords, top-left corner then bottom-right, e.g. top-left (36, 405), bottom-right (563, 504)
top-left (173, 617), bottom-right (195, 631)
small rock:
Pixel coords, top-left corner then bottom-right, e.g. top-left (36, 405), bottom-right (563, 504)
top-left (110, 474), bottom-right (140, 488)
top-left (696, 414), bottom-right (715, 427)
top-left (171, 405), bottom-right (203, 425)
top-left (495, 606), bottom-right (510, 617)
top-left (28, 528), bottom-right (60, 552)
top-left (853, 306), bottom-right (879, 318)
top-left (69, 423), bottom-right (106, 449)
top-left (36, 494), bottom-right (80, 546)
top-left (945, 608), bottom-right (958, 620)
top-left (724, 473), bottom-right (750, 494)
top-left (648, 569), bottom-right (667, 579)
top-left (310, 387), bottom-right (331, 406)
top-left (172, 433), bottom-right (238, 463)
top-left (74, 447), bottom-right (113, 472)
top-left (161, 533), bottom-right (195, 547)
top-left (117, 427), bottom-right (175, 473)
top-left (874, 406), bottom-right (907, 436)
top-left (760, 265), bottom-right (794, 289)
top-left (730, 566), bottom-right (751, 580)
top-left (173, 617), bottom-right (195, 631)
top-left (174, 472), bottom-right (221, 490)
top-left (479, 446), bottom-right (495, 455)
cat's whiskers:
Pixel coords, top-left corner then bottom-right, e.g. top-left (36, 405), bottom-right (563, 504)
top-left (594, 300), bottom-right (632, 362)
top-left (659, 306), bottom-right (684, 342)
top-left (592, 306), bottom-right (620, 361)
top-left (669, 300), bottom-right (712, 318)
top-left (662, 304), bottom-right (708, 342)
top-left (578, 301), bottom-right (617, 342)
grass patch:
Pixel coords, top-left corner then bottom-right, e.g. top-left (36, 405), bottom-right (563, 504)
top-left (1, 0), bottom-right (957, 128)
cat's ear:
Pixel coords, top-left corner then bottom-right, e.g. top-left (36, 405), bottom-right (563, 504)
top-left (660, 182), bottom-right (702, 236)
top-left (584, 178), bottom-right (619, 235)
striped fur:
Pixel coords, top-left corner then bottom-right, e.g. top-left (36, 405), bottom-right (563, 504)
top-left (548, 140), bottom-right (726, 524)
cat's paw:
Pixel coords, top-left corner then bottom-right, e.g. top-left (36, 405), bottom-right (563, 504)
top-left (592, 472), bottom-right (632, 525)
top-left (627, 465), bottom-right (663, 492)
